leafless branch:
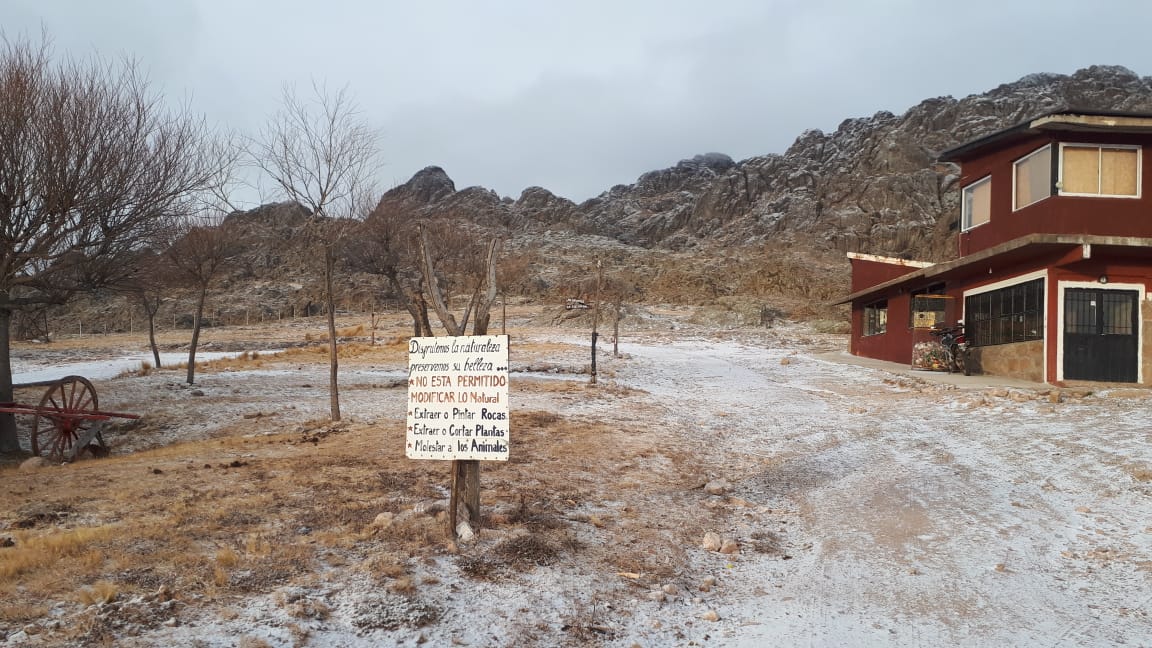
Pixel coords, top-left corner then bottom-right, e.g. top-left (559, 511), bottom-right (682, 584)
top-left (0, 32), bottom-right (228, 450)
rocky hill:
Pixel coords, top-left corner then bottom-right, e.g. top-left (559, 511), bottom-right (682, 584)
top-left (377, 65), bottom-right (1152, 262)
top-left (46, 66), bottom-right (1152, 339)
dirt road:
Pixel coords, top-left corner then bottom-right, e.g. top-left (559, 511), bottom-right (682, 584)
top-left (609, 334), bottom-right (1152, 646)
top-left (3, 316), bottom-right (1151, 646)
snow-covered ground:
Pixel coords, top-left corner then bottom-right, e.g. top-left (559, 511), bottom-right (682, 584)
top-left (607, 338), bottom-right (1152, 646)
top-left (6, 321), bottom-right (1152, 647)
top-left (11, 351), bottom-right (268, 383)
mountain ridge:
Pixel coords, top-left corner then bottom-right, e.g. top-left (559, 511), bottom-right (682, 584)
top-left (376, 65), bottom-right (1152, 262)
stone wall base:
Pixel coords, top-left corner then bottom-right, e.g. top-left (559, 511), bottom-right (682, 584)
top-left (969, 339), bottom-right (1045, 383)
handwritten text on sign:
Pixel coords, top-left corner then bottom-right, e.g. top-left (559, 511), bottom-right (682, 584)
top-left (406, 335), bottom-right (509, 461)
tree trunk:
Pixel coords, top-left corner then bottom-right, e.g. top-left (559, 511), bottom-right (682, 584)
top-left (414, 292), bottom-right (433, 337)
top-left (141, 296), bottom-right (162, 369)
top-left (613, 301), bottom-right (621, 358)
top-left (472, 239), bottom-right (501, 336)
top-left (590, 260), bottom-right (603, 385)
top-left (386, 271), bottom-right (432, 338)
top-left (0, 305), bottom-right (18, 453)
top-left (419, 227), bottom-right (464, 336)
top-left (399, 290), bottom-right (433, 338)
top-left (148, 311), bottom-right (161, 369)
top-left (186, 284), bottom-right (207, 384)
top-left (324, 247), bottom-right (341, 421)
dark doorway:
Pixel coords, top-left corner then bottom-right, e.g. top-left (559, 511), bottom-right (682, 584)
top-left (1063, 288), bottom-right (1139, 382)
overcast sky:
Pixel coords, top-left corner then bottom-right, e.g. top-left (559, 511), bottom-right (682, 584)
top-left (4, 0), bottom-right (1150, 204)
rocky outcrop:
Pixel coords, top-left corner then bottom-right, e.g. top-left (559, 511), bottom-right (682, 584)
top-left (372, 166), bottom-right (513, 230)
top-left (513, 187), bottom-right (576, 229)
top-left (373, 66), bottom-right (1152, 262)
top-left (682, 65), bottom-right (1152, 258)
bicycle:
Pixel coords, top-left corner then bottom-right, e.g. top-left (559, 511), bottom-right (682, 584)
top-left (929, 322), bottom-right (970, 375)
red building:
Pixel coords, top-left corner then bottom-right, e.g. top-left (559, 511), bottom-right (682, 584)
top-left (842, 110), bottom-right (1152, 384)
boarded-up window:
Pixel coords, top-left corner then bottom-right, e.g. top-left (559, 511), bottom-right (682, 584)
top-left (1061, 144), bottom-right (1140, 197)
top-left (1014, 145), bottom-right (1052, 209)
top-left (1101, 148), bottom-right (1139, 195)
top-left (1062, 146), bottom-right (1100, 194)
top-left (962, 176), bottom-right (991, 229)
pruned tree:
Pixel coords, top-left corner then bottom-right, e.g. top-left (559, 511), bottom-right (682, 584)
top-left (418, 225), bottom-right (502, 336)
top-left (0, 34), bottom-right (224, 452)
top-left (413, 222), bottom-right (503, 538)
top-left (164, 220), bottom-right (243, 383)
top-left (251, 82), bottom-right (379, 421)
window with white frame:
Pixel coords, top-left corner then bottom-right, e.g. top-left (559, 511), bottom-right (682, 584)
top-left (1013, 145), bottom-right (1052, 210)
top-left (864, 300), bottom-right (887, 336)
top-left (962, 176), bottom-right (991, 230)
top-left (964, 278), bottom-right (1044, 347)
top-left (1059, 144), bottom-right (1140, 197)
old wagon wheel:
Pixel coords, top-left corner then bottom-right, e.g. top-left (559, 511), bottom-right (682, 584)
top-left (31, 376), bottom-right (102, 460)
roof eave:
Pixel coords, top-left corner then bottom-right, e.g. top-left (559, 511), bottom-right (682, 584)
top-left (833, 234), bottom-right (1152, 305)
top-left (939, 108), bottom-right (1152, 163)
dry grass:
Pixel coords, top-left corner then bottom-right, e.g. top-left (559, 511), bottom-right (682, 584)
top-left (0, 603), bottom-right (49, 625)
top-left (215, 547), bottom-right (240, 568)
top-left (76, 580), bottom-right (119, 605)
top-left (388, 576), bottom-right (416, 594)
top-left (375, 515), bottom-right (443, 553)
top-left (362, 553), bottom-right (408, 581)
top-left (0, 525), bottom-right (118, 581)
top-left (275, 341), bottom-right (399, 362)
top-left (0, 428), bottom-right (401, 613)
top-left (115, 360), bottom-right (155, 378)
top-left (192, 350), bottom-right (270, 371)
top-left (173, 337), bottom-right (399, 373)
top-left (1126, 464), bottom-right (1152, 482)
top-left (0, 309), bottom-right (708, 642)
top-left (303, 324), bottom-right (367, 343)
top-left (511, 340), bottom-right (584, 355)
top-left (516, 379), bottom-right (588, 394)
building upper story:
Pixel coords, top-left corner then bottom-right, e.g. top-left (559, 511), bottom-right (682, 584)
top-left (940, 109), bottom-right (1152, 258)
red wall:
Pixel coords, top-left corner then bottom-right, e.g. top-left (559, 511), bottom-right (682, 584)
top-left (849, 256), bottom-right (924, 292)
top-left (957, 132), bottom-right (1152, 257)
top-left (848, 248), bottom-right (1145, 373)
top-left (852, 292), bottom-right (914, 363)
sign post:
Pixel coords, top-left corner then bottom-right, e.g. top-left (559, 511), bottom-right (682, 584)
top-left (406, 335), bottom-right (510, 538)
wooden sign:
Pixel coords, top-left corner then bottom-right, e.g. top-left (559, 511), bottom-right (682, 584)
top-left (406, 335), bottom-right (509, 461)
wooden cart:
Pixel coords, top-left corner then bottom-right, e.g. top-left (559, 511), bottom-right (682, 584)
top-left (1, 375), bottom-right (139, 461)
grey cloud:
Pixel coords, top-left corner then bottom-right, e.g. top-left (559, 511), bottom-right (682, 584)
top-left (5, 0), bottom-right (1151, 203)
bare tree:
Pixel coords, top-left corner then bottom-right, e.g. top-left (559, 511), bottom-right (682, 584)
top-left (117, 249), bottom-right (174, 369)
top-left (600, 274), bottom-right (638, 358)
top-left (346, 206), bottom-right (433, 337)
top-left (164, 220), bottom-right (243, 383)
top-left (0, 35), bottom-right (224, 452)
top-left (251, 82), bottom-right (379, 421)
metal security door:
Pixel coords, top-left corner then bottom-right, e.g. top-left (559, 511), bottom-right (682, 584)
top-left (1063, 288), bottom-right (1139, 382)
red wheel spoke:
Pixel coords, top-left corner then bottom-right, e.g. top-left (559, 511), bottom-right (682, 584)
top-left (32, 377), bottom-right (100, 460)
